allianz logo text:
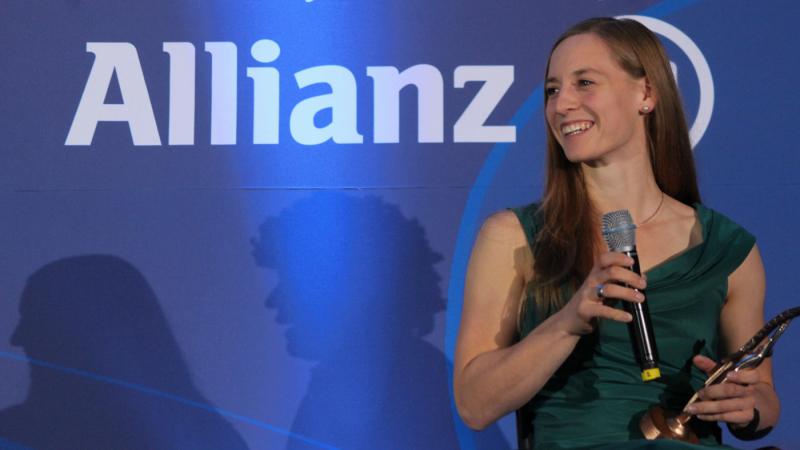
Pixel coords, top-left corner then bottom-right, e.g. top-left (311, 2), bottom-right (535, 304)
top-left (65, 40), bottom-right (517, 146)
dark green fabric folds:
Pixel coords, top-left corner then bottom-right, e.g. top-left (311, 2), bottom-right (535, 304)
top-left (511, 203), bottom-right (755, 449)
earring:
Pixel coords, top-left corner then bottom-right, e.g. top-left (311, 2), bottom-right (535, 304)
top-left (641, 106), bottom-right (650, 113)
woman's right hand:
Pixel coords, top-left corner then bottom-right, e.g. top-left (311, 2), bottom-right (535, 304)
top-left (556, 251), bottom-right (647, 336)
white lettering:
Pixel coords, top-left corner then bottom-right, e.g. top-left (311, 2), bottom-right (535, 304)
top-left (65, 42), bottom-right (160, 146)
top-left (163, 42), bottom-right (195, 145)
top-left (247, 39), bottom-right (281, 144)
top-left (367, 65), bottom-right (443, 143)
top-left (205, 42), bottom-right (238, 145)
top-left (453, 65), bottom-right (516, 143)
top-left (290, 66), bottom-right (363, 145)
top-left (68, 41), bottom-right (519, 146)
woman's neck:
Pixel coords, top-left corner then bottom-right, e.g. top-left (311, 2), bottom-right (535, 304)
top-left (581, 150), bottom-right (663, 225)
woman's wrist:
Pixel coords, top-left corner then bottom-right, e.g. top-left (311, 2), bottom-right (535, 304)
top-left (727, 408), bottom-right (773, 441)
top-left (542, 306), bottom-right (587, 339)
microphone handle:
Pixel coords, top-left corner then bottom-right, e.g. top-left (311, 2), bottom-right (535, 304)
top-left (619, 247), bottom-right (661, 382)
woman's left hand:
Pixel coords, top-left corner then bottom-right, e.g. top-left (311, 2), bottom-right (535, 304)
top-left (687, 354), bottom-right (758, 427)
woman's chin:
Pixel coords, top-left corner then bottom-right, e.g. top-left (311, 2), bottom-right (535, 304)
top-left (562, 148), bottom-right (598, 164)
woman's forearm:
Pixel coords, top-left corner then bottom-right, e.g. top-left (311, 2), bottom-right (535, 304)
top-left (454, 312), bottom-right (580, 430)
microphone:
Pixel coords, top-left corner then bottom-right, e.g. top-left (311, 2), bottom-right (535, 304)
top-left (602, 209), bottom-right (661, 382)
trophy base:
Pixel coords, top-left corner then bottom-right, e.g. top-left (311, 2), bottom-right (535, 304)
top-left (640, 405), bottom-right (699, 444)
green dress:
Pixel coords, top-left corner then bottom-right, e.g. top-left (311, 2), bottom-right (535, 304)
top-left (511, 203), bottom-right (755, 450)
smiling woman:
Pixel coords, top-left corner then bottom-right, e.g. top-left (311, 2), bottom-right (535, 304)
top-left (545, 33), bottom-right (650, 164)
top-left (453, 17), bottom-right (780, 449)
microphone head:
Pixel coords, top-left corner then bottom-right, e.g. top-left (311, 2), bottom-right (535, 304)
top-left (602, 209), bottom-right (637, 252)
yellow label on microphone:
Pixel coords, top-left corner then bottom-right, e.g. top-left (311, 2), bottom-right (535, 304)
top-left (641, 368), bottom-right (661, 381)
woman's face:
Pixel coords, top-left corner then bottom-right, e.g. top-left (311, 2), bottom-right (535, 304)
top-left (545, 33), bottom-right (651, 164)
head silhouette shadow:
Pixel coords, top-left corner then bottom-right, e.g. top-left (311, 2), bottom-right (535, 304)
top-left (252, 192), bottom-right (509, 449)
top-left (0, 255), bottom-right (247, 450)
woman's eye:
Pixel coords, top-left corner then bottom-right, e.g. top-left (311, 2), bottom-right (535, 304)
top-left (545, 86), bottom-right (560, 96)
top-left (578, 79), bottom-right (594, 87)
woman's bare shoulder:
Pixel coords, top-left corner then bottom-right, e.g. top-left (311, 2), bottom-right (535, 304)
top-left (473, 210), bottom-right (534, 282)
top-left (478, 210), bottom-right (528, 244)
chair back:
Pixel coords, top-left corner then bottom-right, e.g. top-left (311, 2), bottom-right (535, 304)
top-left (515, 407), bottom-right (533, 450)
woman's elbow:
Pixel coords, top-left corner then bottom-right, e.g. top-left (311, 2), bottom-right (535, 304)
top-left (454, 390), bottom-right (494, 430)
top-left (457, 407), bottom-right (492, 431)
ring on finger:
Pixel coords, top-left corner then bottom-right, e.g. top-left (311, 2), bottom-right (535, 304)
top-left (595, 284), bottom-right (606, 299)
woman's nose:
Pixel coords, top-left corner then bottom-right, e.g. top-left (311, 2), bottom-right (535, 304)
top-left (553, 85), bottom-right (580, 114)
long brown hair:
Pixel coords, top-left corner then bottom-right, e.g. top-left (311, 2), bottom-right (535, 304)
top-left (528, 17), bottom-right (701, 323)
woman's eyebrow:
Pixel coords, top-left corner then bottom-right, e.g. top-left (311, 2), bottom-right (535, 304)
top-left (573, 67), bottom-right (604, 77)
top-left (546, 67), bottom-right (604, 83)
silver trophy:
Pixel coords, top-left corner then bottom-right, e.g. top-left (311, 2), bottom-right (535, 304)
top-left (640, 306), bottom-right (799, 442)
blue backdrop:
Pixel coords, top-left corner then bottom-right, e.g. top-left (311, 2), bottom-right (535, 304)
top-left (1, 1), bottom-right (797, 449)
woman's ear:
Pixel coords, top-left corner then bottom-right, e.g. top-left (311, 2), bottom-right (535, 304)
top-left (639, 77), bottom-right (656, 114)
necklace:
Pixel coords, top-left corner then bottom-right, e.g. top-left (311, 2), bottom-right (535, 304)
top-left (639, 191), bottom-right (665, 226)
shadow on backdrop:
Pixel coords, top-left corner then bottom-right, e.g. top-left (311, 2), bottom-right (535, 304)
top-left (252, 193), bottom-right (509, 450)
top-left (0, 255), bottom-right (247, 450)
